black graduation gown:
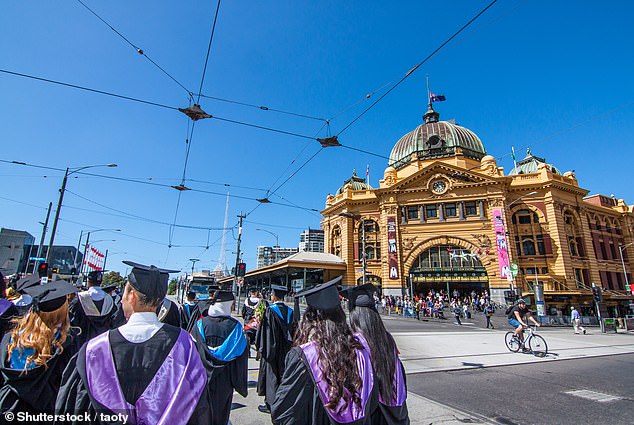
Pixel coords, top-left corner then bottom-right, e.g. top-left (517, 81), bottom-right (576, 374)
top-left (191, 315), bottom-right (248, 425)
top-left (69, 294), bottom-right (117, 347)
top-left (271, 347), bottom-right (380, 425)
top-left (0, 329), bottom-right (79, 414)
top-left (158, 298), bottom-right (182, 328)
top-left (109, 294), bottom-right (126, 328)
top-left (55, 324), bottom-right (212, 425)
top-left (180, 303), bottom-right (201, 331)
top-left (256, 303), bottom-right (294, 406)
top-left (0, 302), bottom-right (18, 343)
top-left (373, 359), bottom-right (409, 425)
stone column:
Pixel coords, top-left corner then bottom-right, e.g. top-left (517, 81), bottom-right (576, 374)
top-left (419, 205), bottom-right (426, 223)
top-left (458, 202), bottom-right (465, 221)
top-left (401, 206), bottom-right (407, 224)
top-left (438, 203), bottom-right (445, 222)
top-left (479, 200), bottom-right (486, 220)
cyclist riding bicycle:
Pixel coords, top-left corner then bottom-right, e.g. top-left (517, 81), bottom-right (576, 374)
top-left (507, 299), bottom-right (540, 351)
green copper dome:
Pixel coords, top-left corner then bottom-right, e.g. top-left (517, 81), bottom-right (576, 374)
top-left (336, 170), bottom-right (372, 195)
top-left (508, 148), bottom-right (562, 175)
top-left (388, 108), bottom-right (486, 169)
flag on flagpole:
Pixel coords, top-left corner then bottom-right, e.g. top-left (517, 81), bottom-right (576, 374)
top-left (430, 93), bottom-right (446, 102)
top-left (365, 164), bottom-right (370, 184)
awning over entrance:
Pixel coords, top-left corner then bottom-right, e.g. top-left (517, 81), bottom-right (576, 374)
top-left (217, 251), bottom-right (347, 294)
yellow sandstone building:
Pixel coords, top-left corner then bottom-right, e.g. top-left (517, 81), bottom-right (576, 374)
top-left (321, 104), bottom-right (634, 318)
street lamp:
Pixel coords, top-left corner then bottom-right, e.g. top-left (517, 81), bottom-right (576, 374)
top-left (74, 229), bottom-right (121, 270)
top-left (618, 242), bottom-right (634, 295)
top-left (46, 163), bottom-right (117, 263)
top-left (339, 212), bottom-right (367, 286)
top-left (256, 228), bottom-right (279, 247)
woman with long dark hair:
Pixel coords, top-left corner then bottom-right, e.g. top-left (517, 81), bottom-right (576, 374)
top-left (345, 284), bottom-right (409, 424)
top-left (0, 280), bottom-right (79, 414)
top-left (271, 277), bottom-right (378, 424)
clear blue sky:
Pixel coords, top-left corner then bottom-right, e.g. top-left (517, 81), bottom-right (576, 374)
top-left (1, 1), bottom-right (633, 276)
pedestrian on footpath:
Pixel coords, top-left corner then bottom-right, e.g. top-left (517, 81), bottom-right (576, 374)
top-left (453, 302), bottom-right (462, 325)
top-left (571, 306), bottom-right (587, 334)
top-left (484, 303), bottom-right (495, 329)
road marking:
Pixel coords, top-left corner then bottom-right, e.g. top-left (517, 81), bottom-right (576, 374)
top-left (564, 389), bottom-right (623, 402)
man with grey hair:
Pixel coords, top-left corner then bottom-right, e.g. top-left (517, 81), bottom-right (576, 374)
top-left (571, 306), bottom-right (587, 334)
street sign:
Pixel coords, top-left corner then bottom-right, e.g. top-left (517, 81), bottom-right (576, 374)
top-left (29, 257), bottom-right (46, 262)
top-left (510, 262), bottom-right (519, 277)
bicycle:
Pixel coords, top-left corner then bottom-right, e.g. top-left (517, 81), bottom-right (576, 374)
top-left (504, 326), bottom-right (548, 357)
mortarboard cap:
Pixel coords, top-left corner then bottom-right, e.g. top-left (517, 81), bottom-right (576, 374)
top-left (24, 280), bottom-right (78, 312)
top-left (123, 261), bottom-right (179, 300)
top-left (209, 290), bottom-right (235, 305)
top-left (271, 284), bottom-right (289, 298)
top-left (339, 283), bottom-right (377, 312)
top-left (101, 284), bottom-right (118, 293)
top-left (87, 270), bottom-right (104, 284)
top-left (294, 276), bottom-right (342, 311)
top-left (16, 275), bottom-right (41, 293)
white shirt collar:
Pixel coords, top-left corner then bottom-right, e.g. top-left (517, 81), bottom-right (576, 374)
top-left (117, 312), bottom-right (164, 343)
top-left (208, 301), bottom-right (233, 317)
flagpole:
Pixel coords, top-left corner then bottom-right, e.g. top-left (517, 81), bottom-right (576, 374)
top-left (512, 146), bottom-right (518, 170)
top-left (426, 75), bottom-right (432, 107)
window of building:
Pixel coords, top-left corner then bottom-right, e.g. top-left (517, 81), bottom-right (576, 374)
top-left (522, 236), bottom-right (536, 256)
top-left (407, 206), bottom-right (419, 220)
top-left (465, 202), bottom-right (477, 216)
top-left (536, 235), bottom-right (545, 255)
top-left (445, 203), bottom-right (457, 217)
top-left (600, 241), bottom-right (607, 260)
top-left (425, 205), bottom-right (437, 219)
top-left (358, 219), bottom-right (381, 261)
top-left (541, 267), bottom-right (548, 274)
top-left (331, 226), bottom-right (341, 257)
top-left (574, 268), bottom-right (584, 288)
top-left (609, 243), bottom-right (617, 259)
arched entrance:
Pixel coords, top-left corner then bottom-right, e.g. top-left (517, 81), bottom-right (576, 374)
top-left (409, 244), bottom-right (488, 297)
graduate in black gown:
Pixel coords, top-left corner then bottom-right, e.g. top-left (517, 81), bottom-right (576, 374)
top-left (256, 284), bottom-right (294, 414)
top-left (102, 284), bottom-right (126, 328)
top-left (271, 276), bottom-right (380, 425)
top-left (341, 284), bottom-right (409, 425)
top-left (191, 289), bottom-right (248, 425)
top-left (157, 297), bottom-right (182, 328)
top-left (180, 291), bottom-right (201, 331)
top-left (69, 271), bottom-right (118, 346)
top-left (0, 280), bottom-right (80, 414)
top-left (56, 261), bottom-right (212, 425)
top-left (0, 273), bottom-right (18, 342)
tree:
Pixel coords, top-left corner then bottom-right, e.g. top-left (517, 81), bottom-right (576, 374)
top-left (168, 278), bottom-right (178, 295)
top-left (102, 271), bottom-right (125, 289)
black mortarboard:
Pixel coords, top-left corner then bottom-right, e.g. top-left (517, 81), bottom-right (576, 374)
top-left (339, 283), bottom-right (377, 312)
top-left (209, 290), bottom-right (235, 304)
top-left (16, 275), bottom-right (41, 293)
top-left (87, 270), bottom-right (104, 284)
top-left (186, 291), bottom-right (196, 299)
top-left (248, 287), bottom-right (258, 294)
top-left (123, 260), bottom-right (179, 300)
top-left (271, 284), bottom-right (289, 298)
top-left (24, 280), bottom-right (78, 312)
top-left (294, 276), bottom-right (342, 311)
top-left (101, 284), bottom-right (118, 293)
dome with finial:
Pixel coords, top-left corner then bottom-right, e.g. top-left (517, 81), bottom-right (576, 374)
top-left (508, 148), bottom-right (562, 175)
top-left (388, 105), bottom-right (486, 170)
top-left (335, 169), bottom-right (372, 195)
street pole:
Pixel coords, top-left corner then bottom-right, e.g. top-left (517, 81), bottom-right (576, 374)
top-left (102, 249), bottom-right (108, 271)
top-left (73, 230), bottom-right (83, 270)
top-left (233, 213), bottom-right (246, 307)
top-left (46, 168), bottom-right (69, 264)
top-left (81, 232), bottom-right (91, 278)
top-left (32, 202), bottom-right (52, 274)
top-left (361, 219), bottom-right (367, 286)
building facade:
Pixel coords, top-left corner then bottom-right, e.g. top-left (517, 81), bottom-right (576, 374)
top-left (256, 246), bottom-right (299, 269)
top-left (0, 228), bottom-right (35, 275)
top-left (321, 105), bottom-right (634, 317)
top-left (299, 229), bottom-right (325, 252)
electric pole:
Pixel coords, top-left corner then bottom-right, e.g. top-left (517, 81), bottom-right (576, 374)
top-left (233, 213), bottom-right (246, 304)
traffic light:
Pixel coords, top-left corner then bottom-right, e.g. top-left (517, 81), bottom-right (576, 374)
top-left (70, 267), bottom-right (77, 276)
top-left (236, 263), bottom-right (246, 277)
top-left (37, 262), bottom-right (49, 278)
top-left (592, 286), bottom-right (603, 302)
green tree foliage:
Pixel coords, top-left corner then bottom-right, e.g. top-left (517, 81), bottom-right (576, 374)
top-left (168, 278), bottom-right (178, 295)
top-left (102, 271), bottom-right (125, 289)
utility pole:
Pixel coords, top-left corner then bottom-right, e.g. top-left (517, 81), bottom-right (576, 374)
top-left (233, 213), bottom-right (246, 305)
top-left (73, 231), bottom-right (83, 270)
top-left (46, 168), bottom-right (69, 264)
top-left (32, 202), bottom-right (52, 274)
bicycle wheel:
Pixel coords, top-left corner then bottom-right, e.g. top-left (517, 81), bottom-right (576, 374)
top-left (505, 332), bottom-right (520, 352)
top-left (529, 334), bottom-right (548, 357)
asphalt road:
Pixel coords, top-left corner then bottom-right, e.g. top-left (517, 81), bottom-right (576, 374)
top-left (406, 353), bottom-right (634, 425)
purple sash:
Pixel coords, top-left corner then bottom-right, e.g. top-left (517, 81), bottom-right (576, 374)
top-left (300, 333), bottom-right (373, 423)
top-left (0, 299), bottom-right (12, 316)
top-left (85, 329), bottom-right (206, 425)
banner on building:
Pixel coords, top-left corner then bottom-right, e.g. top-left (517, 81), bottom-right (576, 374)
top-left (492, 208), bottom-right (511, 280)
top-left (387, 216), bottom-right (399, 280)
top-left (83, 245), bottom-right (105, 271)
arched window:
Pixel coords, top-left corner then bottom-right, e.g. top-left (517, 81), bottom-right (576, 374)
top-left (512, 207), bottom-right (547, 257)
top-left (564, 210), bottom-right (585, 257)
top-left (358, 219), bottom-right (380, 261)
top-left (331, 226), bottom-right (342, 257)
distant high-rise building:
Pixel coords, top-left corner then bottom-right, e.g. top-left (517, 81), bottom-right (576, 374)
top-left (257, 246), bottom-right (299, 269)
top-left (0, 228), bottom-right (35, 275)
top-left (299, 229), bottom-right (324, 252)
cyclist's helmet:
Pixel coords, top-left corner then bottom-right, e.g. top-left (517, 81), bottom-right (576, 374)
top-left (516, 299), bottom-right (526, 305)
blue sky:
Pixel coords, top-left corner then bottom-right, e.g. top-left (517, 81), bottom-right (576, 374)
top-left (1, 1), bottom-right (633, 276)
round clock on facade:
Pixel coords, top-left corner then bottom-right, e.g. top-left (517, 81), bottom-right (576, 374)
top-left (431, 180), bottom-right (447, 194)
